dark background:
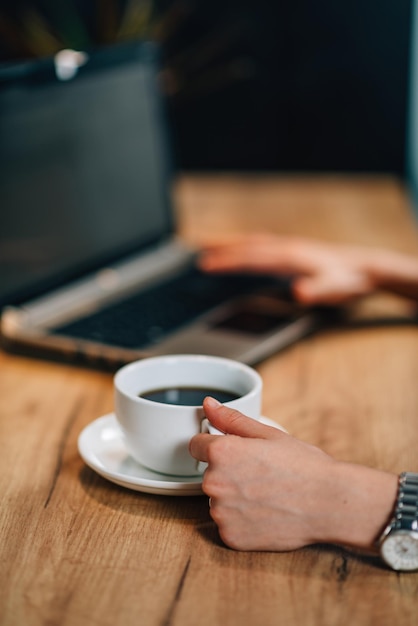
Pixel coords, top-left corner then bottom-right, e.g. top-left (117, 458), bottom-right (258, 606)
top-left (0, 0), bottom-right (413, 174)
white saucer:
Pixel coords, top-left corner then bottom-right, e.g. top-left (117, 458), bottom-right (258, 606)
top-left (78, 413), bottom-right (286, 496)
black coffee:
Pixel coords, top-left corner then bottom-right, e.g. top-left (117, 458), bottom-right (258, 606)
top-left (139, 386), bottom-right (240, 406)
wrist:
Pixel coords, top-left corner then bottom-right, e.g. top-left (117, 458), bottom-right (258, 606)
top-left (315, 461), bottom-right (398, 551)
top-left (362, 249), bottom-right (418, 299)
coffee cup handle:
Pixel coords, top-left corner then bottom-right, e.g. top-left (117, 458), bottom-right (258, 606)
top-left (200, 417), bottom-right (224, 436)
top-left (195, 418), bottom-right (225, 473)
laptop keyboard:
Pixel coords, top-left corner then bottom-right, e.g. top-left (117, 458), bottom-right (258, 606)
top-left (52, 267), bottom-right (289, 349)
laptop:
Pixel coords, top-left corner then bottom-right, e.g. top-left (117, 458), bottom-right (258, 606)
top-left (0, 41), bottom-right (318, 369)
top-left (407, 0), bottom-right (418, 218)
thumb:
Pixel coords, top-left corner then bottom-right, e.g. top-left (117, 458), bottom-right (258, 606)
top-left (203, 396), bottom-right (281, 439)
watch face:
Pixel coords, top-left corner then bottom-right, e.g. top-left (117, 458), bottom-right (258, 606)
top-left (381, 530), bottom-right (418, 571)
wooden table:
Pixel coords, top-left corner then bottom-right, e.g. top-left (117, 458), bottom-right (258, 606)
top-left (2, 175), bottom-right (418, 626)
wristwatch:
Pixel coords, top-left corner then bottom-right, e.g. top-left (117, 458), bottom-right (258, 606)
top-left (378, 472), bottom-right (418, 571)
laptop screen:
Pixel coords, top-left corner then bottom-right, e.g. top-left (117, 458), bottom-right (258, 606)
top-left (407, 0), bottom-right (418, 215)
top-left (0, 42), bottom-right (173, 308)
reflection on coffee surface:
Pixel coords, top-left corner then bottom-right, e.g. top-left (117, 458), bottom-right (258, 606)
top-left (140, 386), bottom-right (240, 406)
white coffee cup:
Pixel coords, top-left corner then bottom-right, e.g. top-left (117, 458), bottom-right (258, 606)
top-left (114, 354), bottom-right (262, 476)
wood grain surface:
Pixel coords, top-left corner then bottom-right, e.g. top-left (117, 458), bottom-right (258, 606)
top-left (1, 175), bottom-right (418, 626)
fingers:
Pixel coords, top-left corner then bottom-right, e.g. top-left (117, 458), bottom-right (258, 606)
top-left (189, 397), bottom-right (284, 463)
top-left (199, 246), bottom-right (277, 274)
top-left (198, 234), bottom-right (297, 275)
top-left (198, 235), bottom-right (378, 306)
top-left (202, 397), bottom-right (277, 438)
top-left (189, 432), bottom-right (214, 463)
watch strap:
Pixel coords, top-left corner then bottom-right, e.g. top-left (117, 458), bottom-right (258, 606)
top-left (377, 472), bottom-right (418, 570)
top-left (389, 472), bottom-right (418, 532)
